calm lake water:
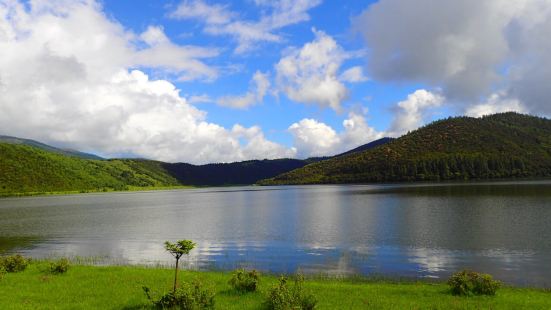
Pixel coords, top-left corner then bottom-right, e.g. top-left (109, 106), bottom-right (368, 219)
top-left (1, 181), bottom-right (551, 287)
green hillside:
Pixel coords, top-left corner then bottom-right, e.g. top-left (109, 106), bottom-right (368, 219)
top-left (0, 143), bottom-right (180, 195)
top-left (0, 135), bottom-right (103, 160)
top-left (0, 143), bottom-right (314, 195)
top-left (259, 113), bottom-right (551, 185)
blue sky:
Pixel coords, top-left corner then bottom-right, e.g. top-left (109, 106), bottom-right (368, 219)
top-left (0, 0), bottom-right (548, 163)
top-left (102, 0), bottom-right (411, 145)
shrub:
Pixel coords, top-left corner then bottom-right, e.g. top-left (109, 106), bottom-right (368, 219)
top-left (0, 265), bottom-right (6, 280)
top-left (229, 269), bottom-right (260, 292)
top-left (143, 279), bottom-right (215, 309)
top-left (448, 270), bottom-right (501, 296)
top-left (264, 275), bottom-right (317, 310)
top-left (49, 258), bottom-right (70, 274)
top-left (475, 273), bottom-right (502, 295)
top-left (0, 254), bottom-right (29, 273)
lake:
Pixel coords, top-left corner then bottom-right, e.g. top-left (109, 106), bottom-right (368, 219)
top-left (1, 181), bottom-right (551, 287)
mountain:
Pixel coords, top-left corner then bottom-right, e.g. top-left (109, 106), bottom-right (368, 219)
top-left (5, 112), bottom-right (550, 192)
top-left (0, 142), bottom-right (180, 195)
top-left (160, 137), bottom-right (394, 186)
top-left (259, 113), bottom-right (551, 185)
top-left (0, 135), bottom-right (103, 160)
top-left (162, 159), bottom-right (316, 186)
top-left (0, 133), bottom-right (392, 195)
top-left (333, 137), bottom-right (394, 157)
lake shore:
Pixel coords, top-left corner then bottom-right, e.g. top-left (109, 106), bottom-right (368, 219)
top-left (0, 185), bottom-right (196, 198)
top-left (3, 177), bottom-right (550, 199)
top-left (1, 262), bottom-right (550, 309)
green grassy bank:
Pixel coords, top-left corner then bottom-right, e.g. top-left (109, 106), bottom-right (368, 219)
top-left (1, 263), bottom-right (550, 309)
top-left (0, 185), bottom-right (195, 198)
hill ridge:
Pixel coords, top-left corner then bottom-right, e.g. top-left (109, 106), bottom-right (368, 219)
top-left (0, 134), bottom-right (392, 195)
top-left (0, 135), bottom-right (103, 160)
top-left (259, 112), bottom-right (551, 185)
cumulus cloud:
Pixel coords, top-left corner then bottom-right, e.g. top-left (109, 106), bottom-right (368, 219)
top-left (286, 88), bottom-right (449, 157)
top-left (216, 71), bottom-right (270, 109)
top-left (354, 0), bottom-right (551, 115)
top-left (231, 124), bottom-right (296, 159)
top-left (0, 0), bottom-right (295, 164)
top-left (170, 0), bottom-right (321, 53)
top-left (388, 89), bottom-right (444, 137)
top-left (288, 112), bottom-right (383, 158)
top-left (466, 92), bottom-right (527, 117)
top-left (288, 119), bottom-right (339, 157)
top-left (276, 29), bottom-right (366, 111)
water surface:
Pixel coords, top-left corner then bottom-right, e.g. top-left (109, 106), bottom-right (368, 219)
top-left (1, 181), bottom-right (551, 287)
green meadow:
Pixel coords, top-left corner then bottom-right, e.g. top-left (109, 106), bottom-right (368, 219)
top-left (1, 262), bottom-right (550, 309)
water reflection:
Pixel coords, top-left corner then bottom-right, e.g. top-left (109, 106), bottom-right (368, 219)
top-left (1, 181), bottom-right (551, 287)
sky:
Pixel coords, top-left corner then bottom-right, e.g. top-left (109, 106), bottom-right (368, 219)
top-left (0, 0), bottom-right (550, 164)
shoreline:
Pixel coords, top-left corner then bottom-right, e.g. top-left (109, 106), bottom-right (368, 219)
top-left (0, 185), bottom-right (196, 199)
top-left (3, 177), bottom-right (551, 199)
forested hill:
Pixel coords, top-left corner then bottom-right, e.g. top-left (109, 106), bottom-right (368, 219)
top-left (259, 113), bottom-right (551, 185)
top-left (0, 135), bottom-right (103, 160)
top-left (334, 137), bottom-right (394, 157)
top-left (163, 137), bottom-right (394, 186)
top-left (0, 143), bottom-right (181, 195)
top-left (162, 159), bottom-right (316, 186)
top-left (0, 143), bottom-right (314, 195)
top-left (0, 133), bottom-right (392, 195)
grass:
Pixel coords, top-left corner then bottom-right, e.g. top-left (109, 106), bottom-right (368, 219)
top-left (0, 185), bottom-right (196, 198)
top-left (1, 262), bottom-right (550, 309)
top-left (0, 143), bottom-right (186, 197)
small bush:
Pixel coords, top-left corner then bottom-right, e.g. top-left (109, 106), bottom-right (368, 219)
top-left (0, 254), bottom-right (29, 273)
top-left (0, 265), bottom-right (6, 280)
top-left (264, 275), bottom-right (317, 310)
top-left (229, 269), bottom-right (260, 292)
top-left (144, 279), bottom-right (215, 309)
top-left (448, 270), bottom-right (501, 296)
top-left (49, 258), bottom-right (70, 274)
top-left (475, 273), bottom-right (502, 295)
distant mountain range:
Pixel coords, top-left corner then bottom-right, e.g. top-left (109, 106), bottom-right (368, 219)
top-left (0, 134), bottom-right (390, 195)
top-left (162, 137), bottom-right (394, 186)
top-left (259, 113), bottom-right (551, 185)
top-left (3, 112), bottom-right (549, 195)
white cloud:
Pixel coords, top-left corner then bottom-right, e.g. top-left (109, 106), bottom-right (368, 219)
top-left (216, 71), bottom-right (270, 109)
top-left (135, 26), bottom-right (219, 81)
top-left (169, 0), bottom-right (321, 53)
top-left (232, 124), bottom-right (296, 159)
top-left (170, 0), bottom-right (234, 25)
top-left (339, 66), bottom-right (368, 83)
top-left (388, 89), bottom-right (444, 137)
top-left (289, 119), bottom-right (340, 157)
top-left (340, 111), bottom-right (383, 150)
top-left (0, 2), bottom-right (218, 83)
top-left (466, 92), bottom-right (527, 117)
top-left (187, 94), bottom-right (213, 104)
top-left (276, 29), bottom-right (363, 111)
top-left (217, 92), bottom-right (257, 109)
top-left (354, 0), bottom-right (551, 115)
top-left (0, 0), bottom-right (295, 164)
top-left (289, 112), bottom-right (383, 158)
